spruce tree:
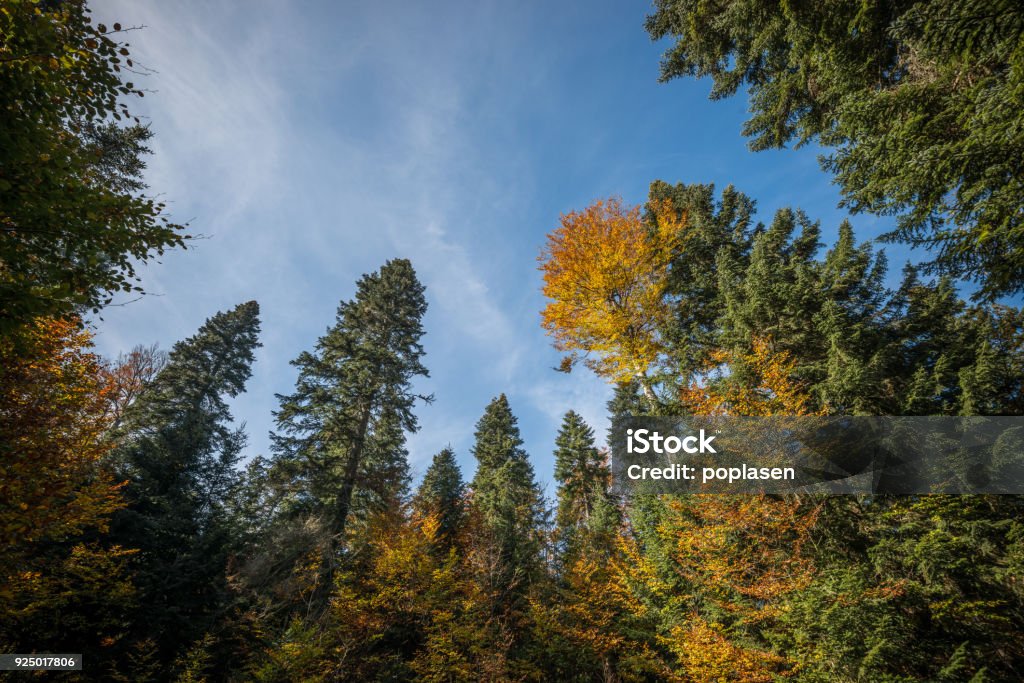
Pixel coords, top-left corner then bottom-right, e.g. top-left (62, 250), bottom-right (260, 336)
top-left (552, 411), bottom-right (617, 561)
top-left (648, 181), bottom-right (755, 380)
top-left (469, 394), bottom-right (546, 600)
top-left (414, 448), bottom-right (466, 552)
top-left (721, 208), bottom-right (823, 362)
top-left (646, 0), bottom-right (1024, 298)
top-left (110, 300), bottom-right (261, 668)
top-left (271, 259), bottom-right (428, 590)
top-left (606, 380), bottom-right (651, 422)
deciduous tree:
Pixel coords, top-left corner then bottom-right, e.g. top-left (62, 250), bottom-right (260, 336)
top-left (0, 316), bottom-right (134, 668)
top-left (539, 197), bottom-right (684, 407)
top-left (0, 0), bottom-right (186, 330)
top-left (0, 317), bottom-right (123, 570)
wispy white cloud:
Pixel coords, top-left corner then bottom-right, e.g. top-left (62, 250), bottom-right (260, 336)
top-left (89, 0), bottom-right (611, 485)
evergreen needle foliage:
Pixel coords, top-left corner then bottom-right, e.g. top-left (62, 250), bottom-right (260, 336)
top-left (4, 1), bottom-right (1024, 680)
top-left (647, 0), bottom-right (1024, 299)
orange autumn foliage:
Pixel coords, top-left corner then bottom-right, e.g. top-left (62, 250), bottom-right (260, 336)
top-left (654, 339), bottom-right (821, 680)
top-left (661, 496), bottom-right (818, 615)
top-left (669, 617), bottom-right (789, 683)
top-left (104, 343), bottom-right (167, 429)
top-left (0, 317), bottom-right (137, 657)
top-left (680, 338), bottom-right (822, 417)
top-left (610, 494), bottom-right (818, 682)
top-left (532, 548), bottom-right (674, 681)
top-left (258, 511), bottom-right (500, 682)
top-left (539, 197), bottom-right (685, 387)
top-left (0, 317), bottom-right (124, 573)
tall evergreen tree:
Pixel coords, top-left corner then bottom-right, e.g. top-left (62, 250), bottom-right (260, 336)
top-left (606, 380), bottom-right (651, 423)
top-left (648, 181), bottom-right (755, 380)
top-left (719, 207), bottom-right (824, 364)
top-left (110, 300), bottom-right (261, 669)
top-left (469, 395), bottom-right (546, 609)
top-left (552, 411), bottom-right (617, 561)
top-left (271, 258), bottom-right (428, 594)
top-left (462, 396), bottom-right (547, 678)
top-left (414, 448), bottom-right (466, 553)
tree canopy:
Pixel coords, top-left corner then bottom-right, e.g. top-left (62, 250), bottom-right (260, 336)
top-left (0, 0), bottom-right (187, 331)
top-left (646, 0), bottom-right (1024, 299)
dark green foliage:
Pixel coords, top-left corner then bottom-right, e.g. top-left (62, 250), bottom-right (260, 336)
top-left (648, 180), bottom-right (756, 380)
top-left (646, 0), bottom-right (1024, 298)
top-left (8, 0), bottom-right (1023, 674)
top-left (0, 1), bottom-right (186, 330)
top-left (470, 395), bottom-right (547, 592)
top-left (606, 379), bottom-right (651, 425)
top-left (634, 180), bottom-right (1024, 681)
top-left (269, 258), bottom-right (427, 609)
top-left (770, 495), bottom-right (1024, 682)
top-left (552, 410), bottom-right (618, 561)
top-left (718, 208), bottom-right (827, 366)
top-left (664, 179), bottom-right (1024, 417)
top-left (272, 259), bottom-right (426, 526)
top-left (414, 447), bottom-right (466, 552)
top-left (110, 301), bottom-right (261, 671)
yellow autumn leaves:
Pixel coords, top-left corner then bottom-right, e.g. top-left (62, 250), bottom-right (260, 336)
top-left (538, 197), bottom-right (685, 390)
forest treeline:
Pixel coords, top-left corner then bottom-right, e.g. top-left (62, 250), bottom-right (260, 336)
top-left (2, 1), bottom-right (1024, 681)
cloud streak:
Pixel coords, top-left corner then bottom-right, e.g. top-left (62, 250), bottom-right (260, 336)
top-left (89, 0), bottom-right (616, 486)
top-left (89, 0), bottom-right (864, 489)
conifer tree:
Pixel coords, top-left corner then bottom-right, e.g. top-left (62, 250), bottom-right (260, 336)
top-left (539, 411), bottom-right (637, 681)
top-left (648, 181), bottom-right (755, 379)
top-left (470, 395), bottom-right (546, 591)
top-left (271, 259), bottom-right (428, 593)
top-left (646, 0), bottom-right (1024, 298)
top-left (468, 395), bottom-right (548, 671)
top-left (467, 394), bottom-right (547, 679)
top-left (552, 411), bottom-right (617, 561)
top-left (719, 207), bottom-right (823, 365)
top-left (414, 448), bottom-right (466, 553)
top-left (110, 300), bottom-right (261, 668)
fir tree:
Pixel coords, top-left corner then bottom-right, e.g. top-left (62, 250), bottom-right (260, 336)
top-left (271, 259), bottom-right (428, 595)
top-left (648, 181), bottom-right (755, 380)
top-left (606, 380), bottom-right (651, 422)
top-left (552, 411), bottom-right (617, 561)
top-left (469, 395), bottom-right (546, 608)
top-left (721, 207), bottom-right (824, 364)
top-left (110, 300), bottom-right (261, 670)
top-left (646, 0), bottom-right (1024, 298)
top-left (414, 447), bottom-right (466, 553)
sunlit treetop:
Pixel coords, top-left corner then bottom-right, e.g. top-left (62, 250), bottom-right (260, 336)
top-left (538, 197), bottom-right (685, 403)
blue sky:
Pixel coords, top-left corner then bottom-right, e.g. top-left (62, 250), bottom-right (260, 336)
top-left (90, 0), bottom-right (917, 493)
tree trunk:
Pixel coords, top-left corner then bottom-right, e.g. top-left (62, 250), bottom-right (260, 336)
top-left (636, 370), bottom-right (658, 412)
top-left (311, 400), bottom-right (374, 613)
top-left (602, 652), bottom-right (620, 683)
top-left (333, 401), bottom-right (373, 541)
